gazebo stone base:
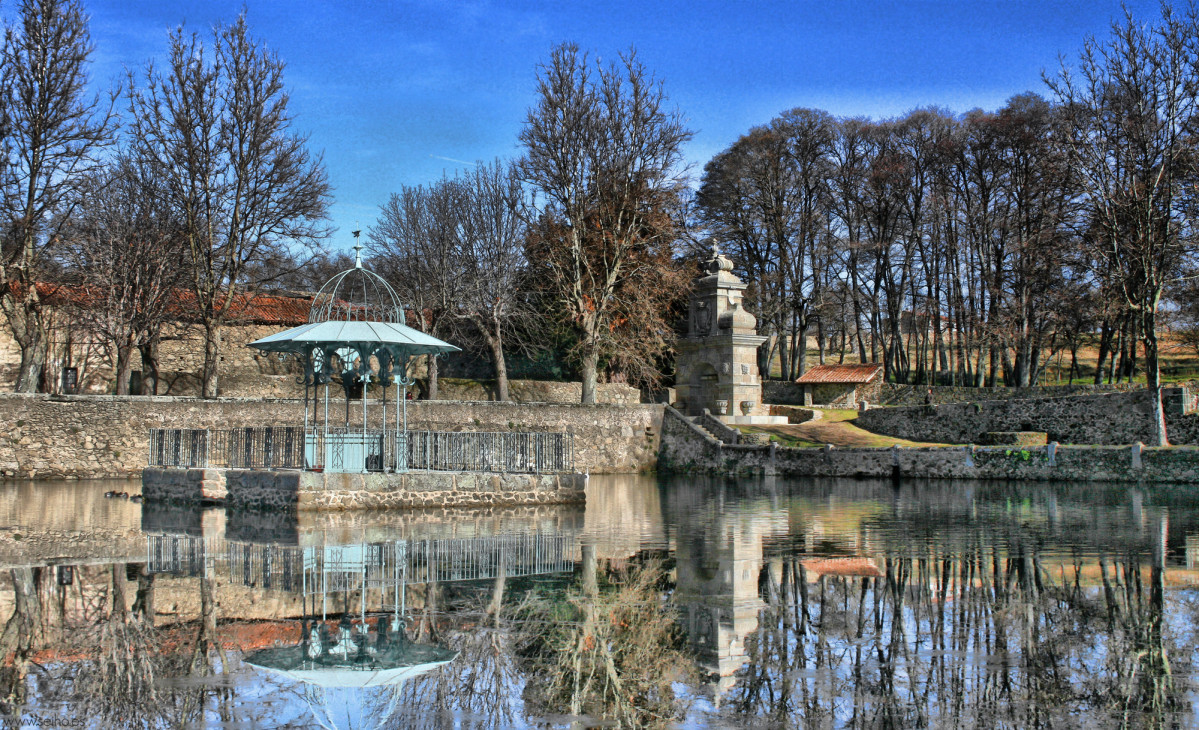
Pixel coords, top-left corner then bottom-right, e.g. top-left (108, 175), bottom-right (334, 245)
top-left (142, 467), bottom-right (587, 511)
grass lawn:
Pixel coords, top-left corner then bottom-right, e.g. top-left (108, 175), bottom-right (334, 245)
top-left (738, 408), bottom-right (951, 449)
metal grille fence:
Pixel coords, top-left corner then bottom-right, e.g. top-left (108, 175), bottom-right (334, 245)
top-left (148, 429), bottom-right (209, 468)
top-left (216, 532), bottom-right (575, 594)
top-left (148, 426), bottom-right (305, 469)
top-left (146, 534), bottom-right (212, 576)
top-left (405, 431), bottom-right (574, 473)
top-left (148, 427), bottom-right (573, 474)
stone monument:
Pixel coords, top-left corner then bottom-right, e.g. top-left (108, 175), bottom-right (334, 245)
top-left (674, 242), bottom-right (783, 424)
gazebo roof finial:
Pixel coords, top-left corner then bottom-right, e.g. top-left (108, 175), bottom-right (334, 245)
top-left (351, 227), bottom-right (363, 269)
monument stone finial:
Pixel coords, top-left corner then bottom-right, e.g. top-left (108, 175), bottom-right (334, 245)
top-left (703, 237), bottom-right (734, 275)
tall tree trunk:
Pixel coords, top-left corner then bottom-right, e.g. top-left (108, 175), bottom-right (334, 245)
top-left (6, 287), bottom-right (47, 393)
top-left (14, 331), bottom-right (44, 394)
top-left (426, 354), bottom-right (439, 400)
top-left (133, 568), bottom-right (155, 620)
top-left (487, 330), bottom-right (509, 402)
top-left (201, 321), bottom-right (222, 399)
top-left (580, 346), bottom-right (598, 404)
top-left (114, 345), bottom-right (133, 396)
top-left (111, 563), bottom-right (128, 620)
top-left (1094, 319), bottom-right (1113, 385)
top-left (139, 338), bottom-right (160, 395)
top-left (795, 323), bottom-right (810, 379)
top-left (1142, 307), bottom-right (1168, 447)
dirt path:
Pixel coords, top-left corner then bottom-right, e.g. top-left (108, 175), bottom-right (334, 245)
top-left (741, 409), bottom-right (944, 448)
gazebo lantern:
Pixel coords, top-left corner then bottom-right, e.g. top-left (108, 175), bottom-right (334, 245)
top-left (249, 233), bottom-right (459, 473)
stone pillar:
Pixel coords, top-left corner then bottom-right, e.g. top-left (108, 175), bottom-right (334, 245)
top-left (674, 241), bottom-right (767, 419)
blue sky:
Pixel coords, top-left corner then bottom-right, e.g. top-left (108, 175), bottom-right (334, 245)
top-left (51, 0), bottom-right (1170, 252)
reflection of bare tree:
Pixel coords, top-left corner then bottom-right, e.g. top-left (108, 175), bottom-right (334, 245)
top-left (517, 561), bottom-right (694, 729)
top-left (74, 565), bottom-right (179, 727)
top-left (56, 567), bottom-right (232, 728)
top-left (375, 572), bottom-right (522, 730)
top-left (0, 568), bottom-right (44, 713)
top-left (727, 533), bottom-right (1192, 728)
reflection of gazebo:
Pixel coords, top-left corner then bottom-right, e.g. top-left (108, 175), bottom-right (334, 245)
top-left (248, 236), bottom-right (459, 473)
top-left (245, 619), bottom-right (455, 688)
top-left (245, 616), bottom-right (456, 727)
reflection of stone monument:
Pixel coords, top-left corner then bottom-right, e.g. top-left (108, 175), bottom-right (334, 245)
top-left (674, 241), bottom-right (783, 424)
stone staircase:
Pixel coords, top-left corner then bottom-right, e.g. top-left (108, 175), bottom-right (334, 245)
top-left (688, 416), bottom-right (725, 443)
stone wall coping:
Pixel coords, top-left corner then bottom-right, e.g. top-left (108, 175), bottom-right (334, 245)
top-left (694, 440), bottom-right (1190, 456)
top-left (0, 391), bottom-right (662, 410)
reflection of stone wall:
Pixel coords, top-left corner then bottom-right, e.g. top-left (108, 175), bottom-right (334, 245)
top-left (0, 393), bottom-right (663, 478)
top-left (142, 467), bottom-right (587, 510)
top-left (659, 407), bottom-right (1199, 483)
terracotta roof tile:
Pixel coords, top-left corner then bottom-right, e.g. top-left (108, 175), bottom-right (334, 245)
top-left (217, 292), bottom-right (311, 325)
top-left (795, 363), bottom-right (884, 384)
top-left (22, 282), bottom-right (313, 326)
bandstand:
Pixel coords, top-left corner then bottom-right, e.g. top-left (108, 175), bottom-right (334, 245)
top-left (141, 236), bottom-right (584, 510)
top-left (247, 237), bottom-right (458, 474)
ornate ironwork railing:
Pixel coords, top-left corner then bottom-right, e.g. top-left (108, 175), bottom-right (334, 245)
top-left (148, 532), bottom-right (577, 592)
top-left (404, 430), bottom-right (574, 473)
top-left (147, 427), bottom-right (574, 474)
top-left (148, 427), bottom-right (306, 469)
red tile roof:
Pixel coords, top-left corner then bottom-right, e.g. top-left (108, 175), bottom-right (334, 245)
top-left (22, 282), bottom-right (313, 326)
top-left (795, 363), bottom-right (884, 384)
top-left (202, 292), bottom-right (312, 325)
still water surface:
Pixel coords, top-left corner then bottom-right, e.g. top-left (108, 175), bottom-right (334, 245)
top-left (0, 474), bottom-right (1194, 728)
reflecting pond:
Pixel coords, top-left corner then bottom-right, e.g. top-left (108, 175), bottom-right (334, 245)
top-left (0, 474), bottom-right (1195, 728)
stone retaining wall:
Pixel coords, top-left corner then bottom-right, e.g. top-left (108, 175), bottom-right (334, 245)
top-left (768, 405), bottom-right (819, 424)
top-left (430, 379), bottom-right (642, 405)
top-left (0, 393), bottom-right (663, 479)
top-left (855, 389), bottom-right (1168, 445)
top-left (658, 405), bottom-right (1199, 483)
top-left (877, 381), bottom-right (1142, 406)
top-left (142, 467), bottom-right (586, 510)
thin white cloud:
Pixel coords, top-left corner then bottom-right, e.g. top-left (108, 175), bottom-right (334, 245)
top-left (429, 154), bottom-right (473, 166)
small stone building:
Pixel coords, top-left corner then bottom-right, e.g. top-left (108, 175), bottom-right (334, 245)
top-left (795, 363), bottom-right (884, 407)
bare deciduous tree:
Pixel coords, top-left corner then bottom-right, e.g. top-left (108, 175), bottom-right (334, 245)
top-left (369, 179), bottom-right (465, 400)
top-left (0, 0), bottom-right (113, 393)
top-left (64, 155), bottom-right (190, 394)
top-left (519, 44), bottom-right (692, 403)
top-left (455, 160), bottom-right (535, 401)
top-left (127, 12), bottom-right (330, 398)
top-left (1046, 5), bottom-right (1197, 444)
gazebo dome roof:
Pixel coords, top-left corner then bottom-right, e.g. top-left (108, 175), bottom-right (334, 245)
top-left (248, 237), bottom-right (458, 361)
top-left (308, 250), bottom-right (405, 325)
